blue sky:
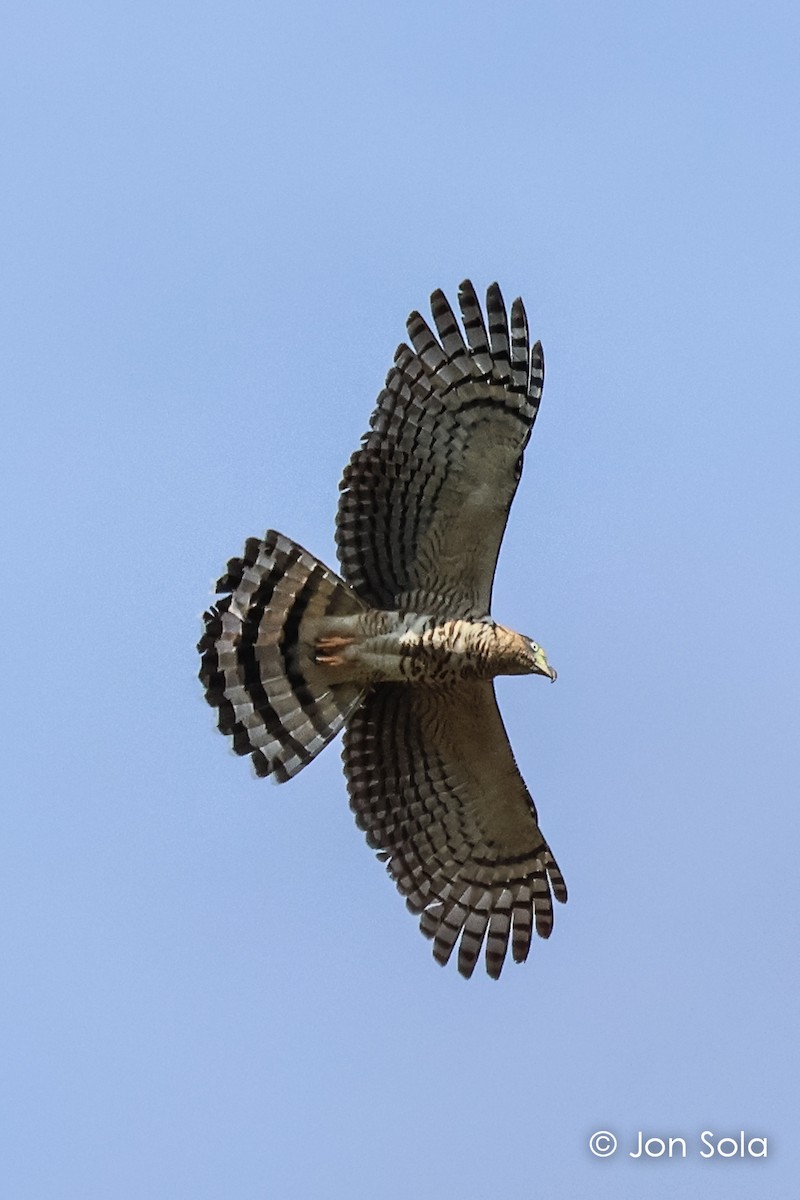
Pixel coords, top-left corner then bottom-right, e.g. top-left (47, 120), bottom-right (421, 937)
top-left (3, 1), bottom-right (799, 1196)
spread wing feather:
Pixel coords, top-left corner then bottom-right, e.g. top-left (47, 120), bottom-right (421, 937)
top-left (343, 682), bottom-right (567, 979)
top-left (336, 281), bottom-right (544, 617)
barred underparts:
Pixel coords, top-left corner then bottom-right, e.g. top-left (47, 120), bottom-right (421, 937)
top-left (198, 280), bottom-right (567, 979)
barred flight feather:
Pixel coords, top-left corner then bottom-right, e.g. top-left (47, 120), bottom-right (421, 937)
top-left (342, 682), bottom-right (567, 981)
top-left (337, 278), bottom-right (544, 617)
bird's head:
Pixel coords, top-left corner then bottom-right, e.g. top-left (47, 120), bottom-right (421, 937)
top-left (526, 638), bottom-right (557, 682)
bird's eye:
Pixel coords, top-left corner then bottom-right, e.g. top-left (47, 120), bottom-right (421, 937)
top-left (530, 642), bottom-right (538, 652)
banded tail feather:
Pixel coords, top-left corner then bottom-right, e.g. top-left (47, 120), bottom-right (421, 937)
top-left (198, 530), bottom-right (366, 782)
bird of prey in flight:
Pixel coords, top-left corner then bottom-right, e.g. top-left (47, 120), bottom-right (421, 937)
top-left (198, 280), bottom-right (566, 979)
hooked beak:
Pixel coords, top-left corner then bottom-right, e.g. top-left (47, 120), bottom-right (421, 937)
top-left (532, 647), bottom-right (557, 682)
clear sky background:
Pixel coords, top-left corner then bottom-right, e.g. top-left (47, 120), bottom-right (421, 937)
top-left (3, 1), bottom-right (799, 1197)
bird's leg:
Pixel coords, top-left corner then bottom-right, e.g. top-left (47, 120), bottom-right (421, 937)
top-left (315, 634), bottom-right (357, 667)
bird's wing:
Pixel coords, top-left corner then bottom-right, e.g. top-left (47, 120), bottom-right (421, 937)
top-left (336, 280), bottom-right (543, 617)
top-left (342, 681), bottom-right (566, 979)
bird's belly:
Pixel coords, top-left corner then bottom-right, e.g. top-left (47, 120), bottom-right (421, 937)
top-left (313, 612), bottom-right (499, 685)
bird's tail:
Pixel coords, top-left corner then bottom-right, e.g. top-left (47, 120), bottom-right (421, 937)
top-left (198, 530), bottom-right (366, 782)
